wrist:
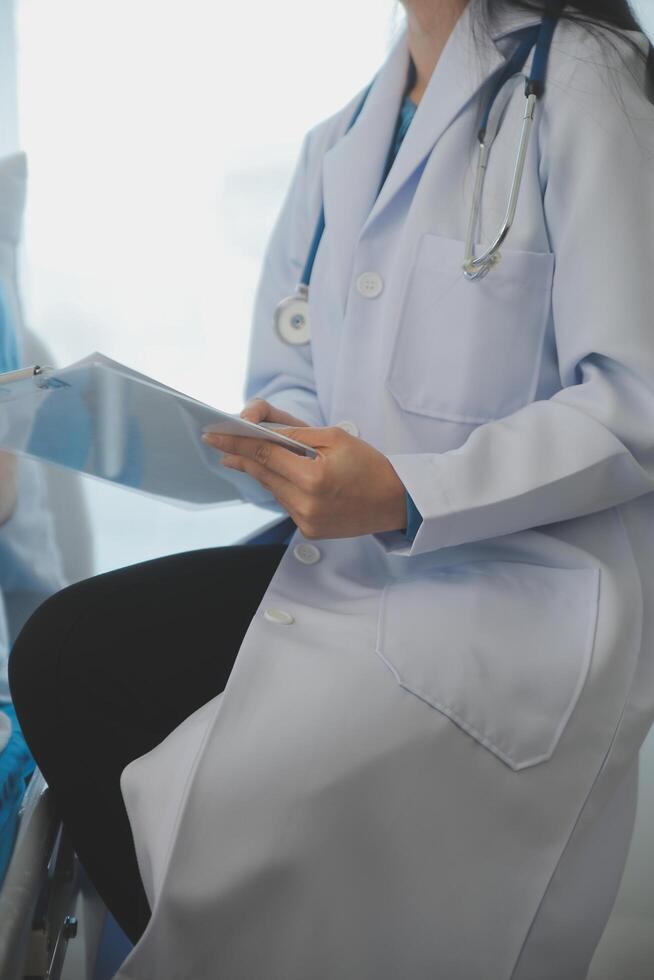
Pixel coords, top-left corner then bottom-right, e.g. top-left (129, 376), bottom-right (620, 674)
top-left (381, 474), bottom-right (409, 534)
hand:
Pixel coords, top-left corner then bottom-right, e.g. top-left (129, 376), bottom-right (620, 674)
top-left (202, 423), bottom-right (407, 540)
top-left (239, 397), bottom-right (309, 429)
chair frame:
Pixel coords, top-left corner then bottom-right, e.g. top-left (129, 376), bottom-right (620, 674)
top-left (0, 770), bottom-right (81, 980)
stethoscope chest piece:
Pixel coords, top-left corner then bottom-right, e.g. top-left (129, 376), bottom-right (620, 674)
top-left (274, 287), bottom-right (311, 345)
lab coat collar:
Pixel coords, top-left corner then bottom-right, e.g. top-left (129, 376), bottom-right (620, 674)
top-left (488, 2), bottom-right (544, 41)
top-left (321, 0), bottom-right (542, 311)
top-left (321, 31), bottom-right (410, 313)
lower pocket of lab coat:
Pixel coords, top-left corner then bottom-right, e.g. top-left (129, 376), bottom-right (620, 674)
top-left (375, 560), bottom-right (600, 771)
top-left (385, 233), bottom-right (554, 424)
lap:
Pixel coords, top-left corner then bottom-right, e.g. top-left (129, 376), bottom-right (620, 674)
top-left (9, 543), bottom-right (287, 762)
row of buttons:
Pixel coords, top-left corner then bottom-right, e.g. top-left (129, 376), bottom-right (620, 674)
top-left (263, 542), bottom-right (322, 627)
top-left (265, 277), bottom-right (375, 620)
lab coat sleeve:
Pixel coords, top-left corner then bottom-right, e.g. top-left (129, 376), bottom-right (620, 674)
top-left (242, 131), bottom-right (325, 429)
top-left (374, 37), bottom-right (654, 558)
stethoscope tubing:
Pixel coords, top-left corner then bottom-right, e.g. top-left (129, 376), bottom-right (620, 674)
top-left (463, 14), bottom-right (560, 279)
top-left (273, 5), bottom-right (565, 344)
top-left (299, 83), bottom-right (373, 291)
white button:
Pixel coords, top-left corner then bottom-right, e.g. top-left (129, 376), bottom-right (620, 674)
top-left (336, 420), bottom-right (359, 437)
top-left (293, 543), bottom-right (321, 565)
top-left (356, 272), bottom-right (384, 299)
top-left (263, 607), bottom-right (295, 626)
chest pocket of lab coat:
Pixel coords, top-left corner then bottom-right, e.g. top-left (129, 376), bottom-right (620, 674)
top-left (386, 234), bottom-right (554, 423)
top-left (376, 560), bottom-right (600, 771)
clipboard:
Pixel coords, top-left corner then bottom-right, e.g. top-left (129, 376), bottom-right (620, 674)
top-left (0, 353), bottom-right (318, 507)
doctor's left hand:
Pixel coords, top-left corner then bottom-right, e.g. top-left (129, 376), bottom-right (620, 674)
top-left (202, 426), bottom-right (408, 540)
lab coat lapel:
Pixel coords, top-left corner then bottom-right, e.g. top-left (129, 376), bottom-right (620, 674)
top-left (321, 33), bottom-right (410, 312)
top-left (320, 2), bottom-right (542, 311)
top-left (362, 2), bottom-right (508, 237)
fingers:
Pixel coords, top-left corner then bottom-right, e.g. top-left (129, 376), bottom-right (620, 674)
top-left (203, 423), bottom-right (345, 467)
top-left (220, 453), bottom-right (305, 515)
top-left (272, 425), bottom-right (346, 448)
top-left (239, 398), bottom-right (309, 428)
top-left (202, 431), bottom-right (315, 486)
top-left (239, 398), bottom-right (269, 423)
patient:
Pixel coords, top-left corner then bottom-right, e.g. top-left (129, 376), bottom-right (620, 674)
top-left (0, 372), bottom-right (66, 705)
top-left (0, 153), bottom-right (66, 705)
top-left (0, 451), bottom-right (18, 699)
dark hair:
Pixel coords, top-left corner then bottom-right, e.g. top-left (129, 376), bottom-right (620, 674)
top-left (481, 1), bottom-right (654, 94)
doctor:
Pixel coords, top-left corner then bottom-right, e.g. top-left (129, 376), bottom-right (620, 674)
top-left (9, 0), bottom-right (654, 977)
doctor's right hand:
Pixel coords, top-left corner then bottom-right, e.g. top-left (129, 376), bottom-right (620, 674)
top-left (239, 398), bottom-right (309, 429)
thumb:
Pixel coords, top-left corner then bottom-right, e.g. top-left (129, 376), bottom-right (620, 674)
top-left (239, 398), bottom-right (268, 423)
top-left (277, 426), bottom-right (334, 448)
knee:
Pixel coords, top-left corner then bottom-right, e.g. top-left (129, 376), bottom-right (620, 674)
top-left (8, 580), bottom-right (93, 726)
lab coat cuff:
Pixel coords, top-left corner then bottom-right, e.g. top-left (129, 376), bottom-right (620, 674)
top-left (373, 453), bottom-right (453, 557)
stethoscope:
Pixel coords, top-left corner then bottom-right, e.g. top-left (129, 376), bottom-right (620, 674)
top-left (274, 10), bottom-right (561, 346)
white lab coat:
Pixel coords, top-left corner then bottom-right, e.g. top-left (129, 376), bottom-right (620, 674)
top-left (116, 6), bottom-right (654, 978)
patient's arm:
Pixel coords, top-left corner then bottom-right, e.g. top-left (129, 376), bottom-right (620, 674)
top-left (0, 452), bottom-right (17, 526)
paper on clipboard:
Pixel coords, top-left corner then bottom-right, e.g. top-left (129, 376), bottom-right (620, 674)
top-left (0, 352), bottom-right (317, 507)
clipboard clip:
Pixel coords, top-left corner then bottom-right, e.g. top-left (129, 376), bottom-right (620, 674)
top-left (0, 365), bottom-right (68, 390)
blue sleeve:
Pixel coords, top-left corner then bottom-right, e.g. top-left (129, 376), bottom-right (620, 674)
top-left (403, 488), bottom-right (423, 542)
